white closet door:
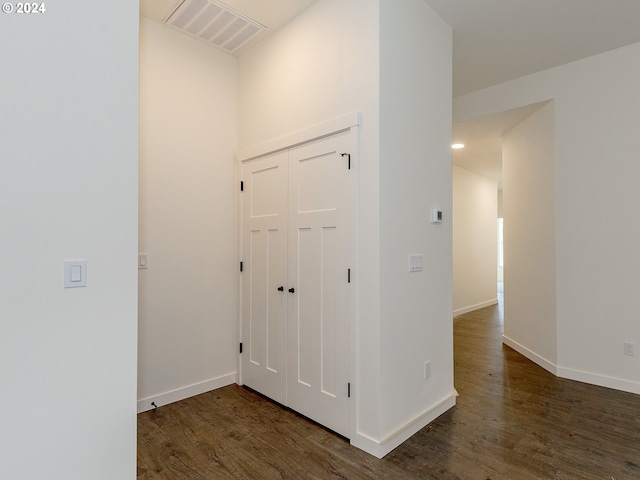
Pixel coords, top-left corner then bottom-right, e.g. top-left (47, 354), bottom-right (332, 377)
top-left (286, 130), bottom-right (353, 438)
top-left (241, 151), bottom-right (288, 405)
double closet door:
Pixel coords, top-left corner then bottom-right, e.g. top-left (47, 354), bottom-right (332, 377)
top-left (240, 130), bottom-right (355, 438)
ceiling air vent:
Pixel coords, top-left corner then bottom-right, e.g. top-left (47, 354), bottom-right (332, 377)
top-left (165, 0), bottom-right (266, 54)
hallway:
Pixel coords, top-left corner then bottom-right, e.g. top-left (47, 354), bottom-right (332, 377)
top-left (138, 301), bottom-right (640, 479)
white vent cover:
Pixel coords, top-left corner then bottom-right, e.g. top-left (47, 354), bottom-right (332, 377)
top-left (165, 0), bottom-right (266, 53)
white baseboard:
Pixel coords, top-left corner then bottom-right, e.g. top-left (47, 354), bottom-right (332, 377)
top-left (454, 299), bottom-right (498, 317)
top-left (350, 390), bottom-right (457, 458)
top-left (503, 336), bottom-right (640, 395)
top-left (557, 366), bottom-right (640, 395)
top-left (502, 335), bottom-right (557, 375)
top-left (137, 372), bottom-right (237, 413)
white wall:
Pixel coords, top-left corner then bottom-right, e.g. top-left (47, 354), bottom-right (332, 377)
top-left (502, 102), bottom-right (557, 368)
top-left (238, 0), bottom-right (455, 457)
top-left (452, 166), bottom-right (498, 315)
top-left (138, 18), bottom-right (238, 411)
top-left (378, 0), bottom-right (455, 452)
top-left (0, 2), bottom-right (139, 479)
top-left (454, 42), bottom-right (640, 394)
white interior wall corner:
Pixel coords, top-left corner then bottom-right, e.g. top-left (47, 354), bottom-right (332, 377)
top-left (138, 18), bottom-right (238, 408)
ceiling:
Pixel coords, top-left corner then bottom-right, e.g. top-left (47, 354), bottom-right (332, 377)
top-left (423, 0), bottom-right (640, 187)
top-left (141, 0), bottom-right (640, 96)
top-left (424, 0), bottom-right (640, 97)
top-left (451, 102), bottom-right (547, 188)
top-left (140, 0), bottom-right (640, 186)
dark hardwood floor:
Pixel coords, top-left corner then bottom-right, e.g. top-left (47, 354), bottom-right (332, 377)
top-left (138, 300), bottom-right (640, 479)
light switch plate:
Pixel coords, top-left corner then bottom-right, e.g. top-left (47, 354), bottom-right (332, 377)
top-left (138, 253), bottom-right (149, 270)
top-left (64, 260), bottom-right (87, 288)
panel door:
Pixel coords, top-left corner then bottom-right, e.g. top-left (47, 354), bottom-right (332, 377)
top-left (286, 130), bottom-right (354, 438)
top-left (241, 151), bottom-right (288, 405)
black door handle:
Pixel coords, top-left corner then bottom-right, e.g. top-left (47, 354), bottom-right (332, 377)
top-left (288, 287), bottom-right (295, 293)
top-left (277, 286), bottom-right (284, 292)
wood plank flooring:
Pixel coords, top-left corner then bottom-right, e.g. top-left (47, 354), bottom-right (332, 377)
top-left (138, 301), bottom-right (640, 479)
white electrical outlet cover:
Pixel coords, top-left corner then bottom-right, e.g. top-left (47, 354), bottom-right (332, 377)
top-left (409, 254), bottom-right (423, 273)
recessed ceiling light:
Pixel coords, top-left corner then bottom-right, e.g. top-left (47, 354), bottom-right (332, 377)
top-left (452, 143), bottom-right (465, 149)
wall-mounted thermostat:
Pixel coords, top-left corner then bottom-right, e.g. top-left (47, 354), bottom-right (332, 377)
top-left (431, 208), bottom-right (443, 224)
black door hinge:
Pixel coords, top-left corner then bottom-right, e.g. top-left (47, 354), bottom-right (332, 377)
top-left (348, 268), bottom-right (351, 283)
top-left (341, 153), bottom-right (351, 170)
top-left (348, 382), bottom-right (351, 398)
top-left (240, 261), bottom-right (243, 272)
top-left (239, 342), bottom-right (243, 354)
top-left (240, 181), bottom-right (244, 191)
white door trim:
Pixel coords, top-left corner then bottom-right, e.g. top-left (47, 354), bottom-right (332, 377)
top-left (238, 112), bottom-right (361, 163)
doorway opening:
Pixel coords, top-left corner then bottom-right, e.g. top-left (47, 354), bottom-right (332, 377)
top-left (452, 100), bottom-right (556, 381)
top-left (452, 101), bottom-right (550, 324)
